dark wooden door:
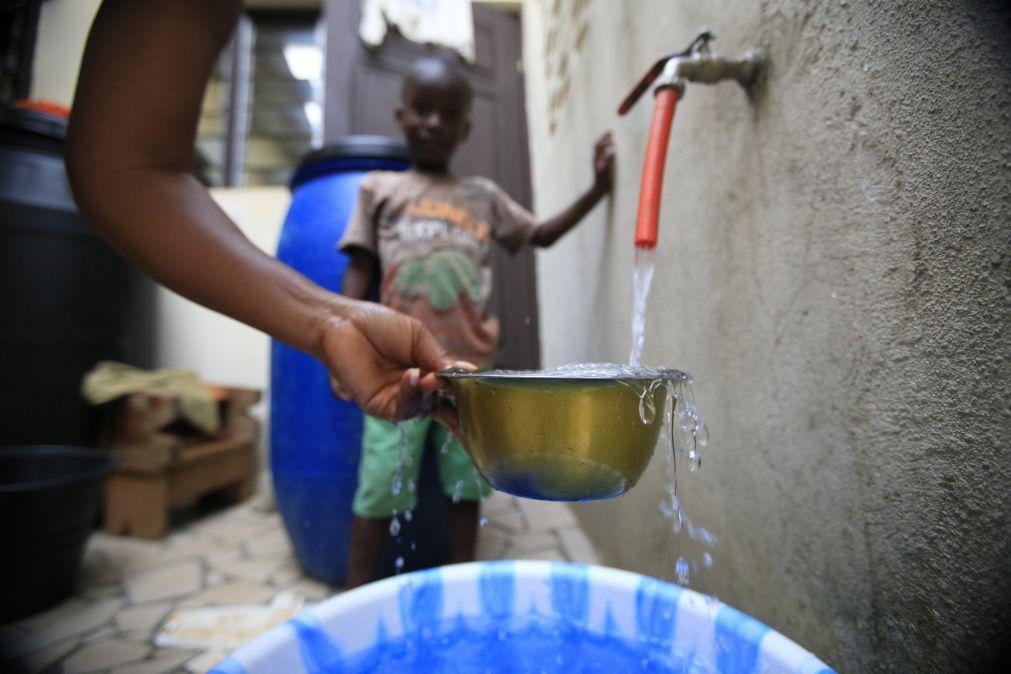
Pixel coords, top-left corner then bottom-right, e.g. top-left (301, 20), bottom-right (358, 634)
top-left (323, 2), bottom-right (540, 369)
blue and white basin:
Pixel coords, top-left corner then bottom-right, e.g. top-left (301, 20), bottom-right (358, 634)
top-left (210, 561), bottom-right (834, 674)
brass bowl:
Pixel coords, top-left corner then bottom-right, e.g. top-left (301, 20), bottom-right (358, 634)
top-left (439, 367), bottom-right (681, 501)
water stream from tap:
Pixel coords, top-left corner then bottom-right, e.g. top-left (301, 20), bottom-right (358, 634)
top-left (626, 245), bottom-right (715, 586)
top-left (629, 247), bottom-right (656, 367)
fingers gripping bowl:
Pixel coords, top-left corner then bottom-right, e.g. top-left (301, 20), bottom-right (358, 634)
top-left (437, 364), bottom-right (690, 501)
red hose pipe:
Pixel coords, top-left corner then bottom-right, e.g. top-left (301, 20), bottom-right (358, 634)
top-left (634, 87), bottom-right (679, 249)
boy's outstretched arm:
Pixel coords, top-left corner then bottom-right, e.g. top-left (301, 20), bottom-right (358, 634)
top-left (341, 250), bottom-right (379, 300)
top-left (66, 0), bottom-right (454, 424)
top-left (530, 132), bottom-right (615, 247)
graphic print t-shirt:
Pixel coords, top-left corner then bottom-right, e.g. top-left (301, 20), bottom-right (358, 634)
top-left (338, 170), bottom-right (537, 367)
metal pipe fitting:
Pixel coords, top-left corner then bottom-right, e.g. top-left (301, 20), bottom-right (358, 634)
top-left (672, 49), bottom-right (763, 88)
top-left (652, 59), bottom-right (686, 96)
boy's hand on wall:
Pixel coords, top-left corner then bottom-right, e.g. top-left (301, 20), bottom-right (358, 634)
top-left (593, 131), bottom-right (616, 194)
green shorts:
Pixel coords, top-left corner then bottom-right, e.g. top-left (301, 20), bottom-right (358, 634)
top-left (352, 415), bottom-right (491, 518)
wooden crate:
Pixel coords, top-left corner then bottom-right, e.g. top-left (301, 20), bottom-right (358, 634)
top-left (100, 387), bottom-right (261, 539)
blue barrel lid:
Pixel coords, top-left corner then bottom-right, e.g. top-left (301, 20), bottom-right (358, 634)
top-left (291, 135), bottom-right (409, 189)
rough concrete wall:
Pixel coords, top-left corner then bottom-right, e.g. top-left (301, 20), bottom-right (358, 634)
top-left (522, 1), bottom-right (1010, 671)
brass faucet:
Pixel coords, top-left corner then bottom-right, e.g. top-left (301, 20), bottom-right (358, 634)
top-left (618, 29), bottom-right (763, 115)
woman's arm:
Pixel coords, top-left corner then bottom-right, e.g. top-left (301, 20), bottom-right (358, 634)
top-left (66, 0), bottom-right (456, 423)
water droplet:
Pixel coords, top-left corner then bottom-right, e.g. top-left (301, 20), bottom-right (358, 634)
top-left (639, 392), bottom-right (657, 425)
top-left (404, 509), bottom-right (413, 522)
top-left (479, 517), bottom-right (488, 527)
top-left (411, 541), bottom-right (416, 551)
top-left (389, 516), bottom-right (401, 536)
top-left (407, 478), bottom-right (416, 493)
top-left (391, 475), bottom-right (403, 496)
top-left (703, 552), bottom-right (713, 568)
top-left (694, 421), bottom-right (710, 448)
top-left (688, 449), bottom-right (701, 472)
top-left (675, 557), bottom-right (690, 585)
top-left (452, 480), bottom-right (464, 503)
top-left (394, 556), bottom-right (404, 572)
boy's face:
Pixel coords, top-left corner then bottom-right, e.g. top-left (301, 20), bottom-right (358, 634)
top-left (397, 78), bottom-right (471, 169)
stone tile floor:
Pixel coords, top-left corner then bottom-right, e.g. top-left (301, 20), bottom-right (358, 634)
top-left (1, 489), bottom-right (599, 674)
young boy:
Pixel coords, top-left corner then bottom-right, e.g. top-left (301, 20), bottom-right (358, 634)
top-left (338, 55), bottom-right (614, 587)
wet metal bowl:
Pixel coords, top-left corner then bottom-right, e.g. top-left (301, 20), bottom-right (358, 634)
top-left (439, 368), bottom-right (677, 501)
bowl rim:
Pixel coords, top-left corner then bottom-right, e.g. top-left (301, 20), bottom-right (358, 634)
top-left (437, 366), bottom-right (689, 383)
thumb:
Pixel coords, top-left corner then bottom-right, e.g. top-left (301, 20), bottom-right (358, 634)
top-left (412, 321), bottom-right (453, 374)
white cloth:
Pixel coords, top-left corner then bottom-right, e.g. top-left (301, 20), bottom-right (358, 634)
top-left (359, 0), bottom-right (475, 63)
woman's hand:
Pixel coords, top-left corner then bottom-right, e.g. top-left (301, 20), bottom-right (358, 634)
top-left (320, 300), bottom-right (471, 434)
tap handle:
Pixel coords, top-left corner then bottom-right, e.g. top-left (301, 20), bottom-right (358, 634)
top-left (618, 56), bottom-right (671, 115)
top-left (617, 28), bottom-right (714, 115)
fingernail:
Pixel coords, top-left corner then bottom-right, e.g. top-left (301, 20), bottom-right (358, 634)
top-left (408, 369), bottom-right (420, 386)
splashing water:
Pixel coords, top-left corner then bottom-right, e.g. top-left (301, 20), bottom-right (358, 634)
top-left (390, 423), bottom-right (409, 498)
top-left (675, 557), bottom-right (690, 585)
top-left (629, 247), bottom-right (656, 367)
top-left (473, 469), bottom-right (488, 526)
top-left (618, 244), bottom-right (718, 586)
top-left (656, 375), bottom-right (718, 584)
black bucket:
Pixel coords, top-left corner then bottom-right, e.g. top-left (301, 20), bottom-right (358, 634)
top-left (0, 105), bottom-right (155, 447)
top-left (0, 446), bottom-right (116, 622)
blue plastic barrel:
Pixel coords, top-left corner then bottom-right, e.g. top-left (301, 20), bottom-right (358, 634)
top-left (211, 561), bottom-right (836, 674)
top-left (271, 137), bottom-right (409, 584)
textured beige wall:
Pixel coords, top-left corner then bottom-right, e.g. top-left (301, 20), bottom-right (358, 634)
top-left (521, 1), bottom-right (1010, 671)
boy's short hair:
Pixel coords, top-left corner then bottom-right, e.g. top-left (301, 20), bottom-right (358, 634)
top-left (402, 54), bottom-right (473, 109)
